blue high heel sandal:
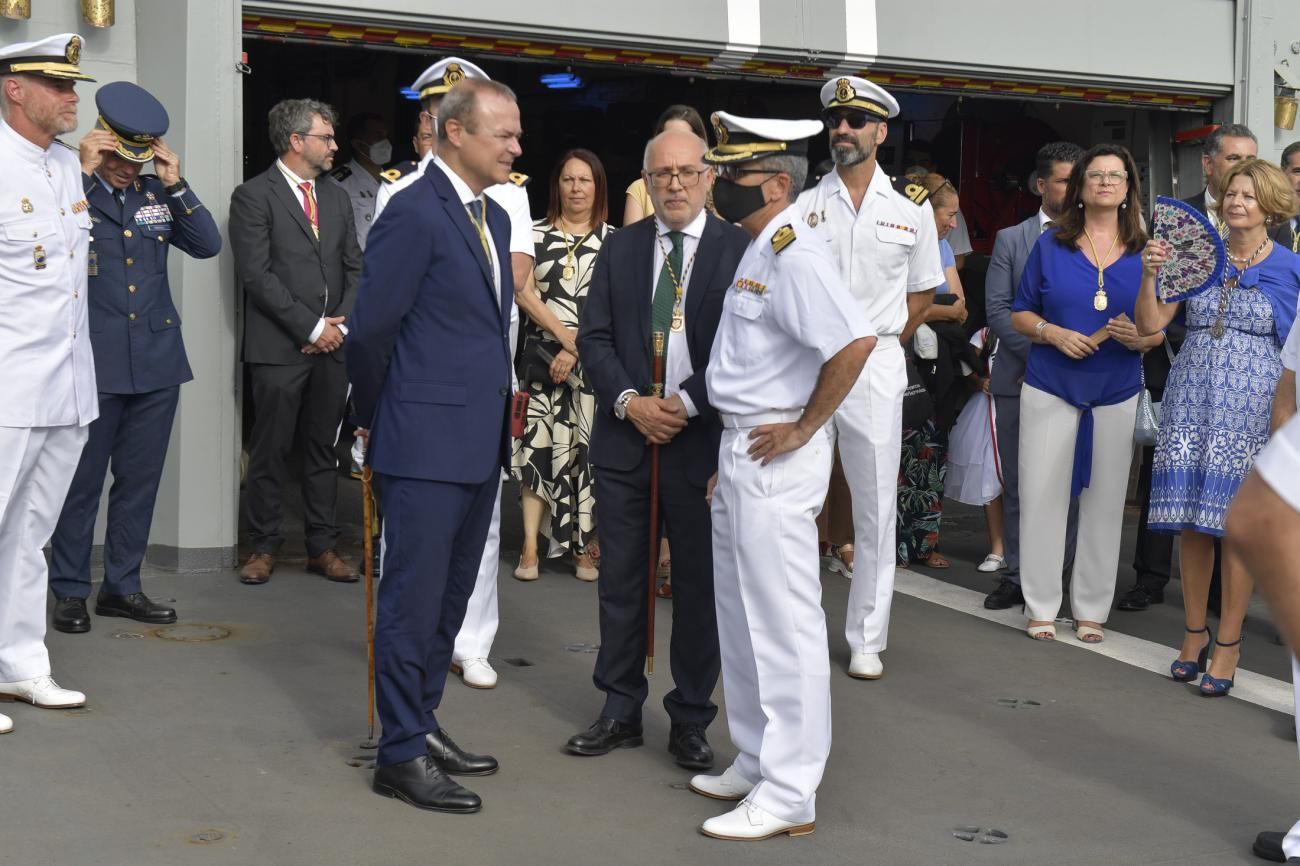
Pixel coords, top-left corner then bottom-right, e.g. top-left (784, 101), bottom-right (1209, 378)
top-left (1199, 636), bottom-right (1243, 697)
top-left (1170, 626), bottom-right (1211, 682)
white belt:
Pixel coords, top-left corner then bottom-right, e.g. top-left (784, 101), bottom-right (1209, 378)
top-left (721, 410), bottom-right (803, 429)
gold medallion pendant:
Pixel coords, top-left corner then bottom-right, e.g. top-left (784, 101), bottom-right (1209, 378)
top-left (562, 264), bottom-right (575, 281)
top-left (1211, 320), bottom-right (1226, 340)
top-left (1093, 290), bottom-right (1108, 312)
top-left (671, 311), bottom-right (685, 332)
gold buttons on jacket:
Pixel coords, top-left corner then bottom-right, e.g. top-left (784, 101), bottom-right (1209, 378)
top-left (129, 313), bottom-right (136, 321)
top-left (165, 318), bottom-right (173, 325)
top-left (123, 229), bottom-right (132, 237)
top-left (128, 285), bottom-right (136, 293)
top-left (125, 257), bottom-right (133, 265)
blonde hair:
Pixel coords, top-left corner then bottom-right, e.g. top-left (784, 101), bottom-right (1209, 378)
top-left (1214, 158), bottom-right (1299, 225)
top-left (920, 172), bottom-right (957, 208)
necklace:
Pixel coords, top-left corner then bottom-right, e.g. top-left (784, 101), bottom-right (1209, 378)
top-left (1082, 228), bottom-right (1120, 312)
top-left (1212, 235), bottom-right (1270, 340)
top-left (558, 224), bottom-right (592, 282)
top-left (656, 232), bottom-right (698, 332)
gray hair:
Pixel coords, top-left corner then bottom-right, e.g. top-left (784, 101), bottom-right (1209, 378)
top-left (268, 98), bottom-right (338, 156)
top-left (755, 154), bottom-right (808, 203)
top-left (1203, 123), bottom-right (1256, 158)
top-left (0, 75), bottom-right (13, 120)
top-left (643, 129), bottom-right (707, 170)
top-left (436, 79), bottom-right (517, 142)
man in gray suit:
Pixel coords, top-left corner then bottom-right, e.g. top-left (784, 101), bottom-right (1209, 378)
top-left (230, 99), bottom-right (363, 585)
top-left (982, 142), bottom-right (1082, 610)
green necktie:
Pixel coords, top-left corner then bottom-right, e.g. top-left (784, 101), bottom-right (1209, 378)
top-left (651, 231), bottom-right (683, 363)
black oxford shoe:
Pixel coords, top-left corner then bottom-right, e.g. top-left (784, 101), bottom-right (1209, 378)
top-left (565, 717), bottom-right (644, 756)
top-left (52, 597), bottom-right (91, 634)
top-left (425, 728), bottom-right (498, 776)
top-left (373, 755), bottom-right (481, 814)
top-left (1116, 585), bottom-right (1163, 612)
top-left (983, 578), bottom-right (1024, 610)
top-left (95, 592), bottom-right (177, 624)
top-left (1253, 830), bottom-right (1296, 862)
top-left (668, 724), bottom-right (714, 770)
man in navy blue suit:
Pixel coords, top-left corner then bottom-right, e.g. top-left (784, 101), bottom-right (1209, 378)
top-left (49, 81), bottom-right (221, 632)
top-left (347, 77), bottom-right (520, 814)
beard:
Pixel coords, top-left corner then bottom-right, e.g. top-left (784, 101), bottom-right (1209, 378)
top-left (31, 101), bottom-right (76, 137)
top-left (831, 137), bottom-right (870, 167)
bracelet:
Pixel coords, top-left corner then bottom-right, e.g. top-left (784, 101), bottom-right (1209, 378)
top-left (1034, 320), bottom-right (1050, 341)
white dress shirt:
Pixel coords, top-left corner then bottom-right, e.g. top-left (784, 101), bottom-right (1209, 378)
top-left (275, 159), bottom-right (343, 345)
top-left (432, 155), bottom-right (501, 302)
top-left (654, 210), bottom-right (706, 416)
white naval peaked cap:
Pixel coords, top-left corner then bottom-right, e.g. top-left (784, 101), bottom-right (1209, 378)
top-left (704, 111), bottom-right (824, 165)
top-left (820, 75), bottom-right (899, 119)
top-left (0, 32), bottom-right (94, 82)
top-left (410, 56), bottom-right (490, 100)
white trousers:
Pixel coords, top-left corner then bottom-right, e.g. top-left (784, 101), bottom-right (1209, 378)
top-left (712, 424), bottom-right (833, 824)
top-left (452, 481), bottom-right (502, 661)
top-left (837, 336), bottom-right (904, 653)
top-left (0, 425), bottom-right (88, 682)
top-left (1286, 655), bottom-right (1300, 858)
top-left (1018, 386), bottom-right (1137, 624)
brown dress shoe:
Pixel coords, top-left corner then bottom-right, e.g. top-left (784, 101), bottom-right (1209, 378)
top-left (239, 553), bottom-right (275, 585)
top-left (307, 549), bottom-right (360, 583)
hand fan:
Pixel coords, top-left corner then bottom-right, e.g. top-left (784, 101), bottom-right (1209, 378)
top-left (1150, 195), bottom-right (1226, 302)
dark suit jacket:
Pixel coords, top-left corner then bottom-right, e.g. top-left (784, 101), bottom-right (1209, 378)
top-left (346, 161), bottom-right (514, 484)
top-left (1270, 217), bottom-right (1299, 252)
top-left (230, 164), bottom-right (362, 365)
top-left (1183, 189), bottom-right (1208, 218)
top-left (985, 214), bottom-right (1039, 397)
top-left (85, 173), bottom-right (221, 393)
top-left (578, 214), bottom-right (749, 485)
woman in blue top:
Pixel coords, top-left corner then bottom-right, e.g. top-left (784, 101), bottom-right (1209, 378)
top-left (1137, 157), bottom-right (1300, 696)
top-left (1011, 144), bottom-right (1165, 642)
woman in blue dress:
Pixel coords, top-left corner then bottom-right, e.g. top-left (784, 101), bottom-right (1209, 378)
top-left (1137, 158), bottom-right (1300, 696)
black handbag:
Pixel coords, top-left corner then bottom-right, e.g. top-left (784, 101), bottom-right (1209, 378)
top-left (902, 352), bottom-right (935, 429)
top-left (516, 335), bottom-right (564, 387)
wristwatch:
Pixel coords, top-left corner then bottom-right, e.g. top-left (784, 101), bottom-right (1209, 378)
top-left (164, 178), bottom-right (187, 196)
top-left (614, 391), bottom-right (635, 421)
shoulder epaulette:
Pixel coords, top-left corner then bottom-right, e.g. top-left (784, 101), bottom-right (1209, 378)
top-left (508, 172), bottom-right (530, 188)
top-left (892, 175), bottom-right (931, 206)
top-left (329, 164), bottom-right (353, 181)
top-left (771, 224), bottom-right (796, 255)
top-left (380, 161), bottom-right (419, 184)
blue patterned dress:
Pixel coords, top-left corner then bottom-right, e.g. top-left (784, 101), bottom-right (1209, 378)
top-left (1149, 247), bottom-right (1300, 535)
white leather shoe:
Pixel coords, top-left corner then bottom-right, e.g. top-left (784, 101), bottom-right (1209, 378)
top-left (0, 675), bottom-right (86, 708)
top-left (700, 800), bottom-right (815, 841)
top-left (450, 658), bottom-right (497, 689)
top-left (689, 765), bottom-right (756, 801)
top-left (848, 651), bottom-right (883, 680)
top-left (0, 712), bottom-right (11, 734)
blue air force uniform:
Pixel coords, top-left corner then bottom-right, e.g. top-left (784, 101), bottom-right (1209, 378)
top-left (49, 82), bottom-right (221, 618)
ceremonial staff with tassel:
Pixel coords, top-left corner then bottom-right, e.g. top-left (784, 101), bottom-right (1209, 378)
top-left (565, 127), bottom-right (749, 771)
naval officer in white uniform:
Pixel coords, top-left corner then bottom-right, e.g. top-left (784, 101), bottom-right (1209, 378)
top-left (690, 112), bottom-right (875, 841)
top-left (797, 76), bottom-right (944, 680)
top-left (0, 33), bottom-right (99, 733)
top-left (366, 56), bottom-right (533, 690)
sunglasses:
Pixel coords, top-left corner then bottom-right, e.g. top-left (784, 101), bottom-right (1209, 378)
top-left (822, 110), bottom-right (876, 131)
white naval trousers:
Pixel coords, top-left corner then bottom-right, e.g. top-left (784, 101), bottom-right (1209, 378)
top-left (0, 425), bottom-right (88, 682)
top-left (837, 335), bottom-right (904, 653)
top-left (453, 481), bottom-right (502, 662)
top-left (1286, 655), bottom-right (1300, 858)
top-left (712, 422), bottom-right (833, 824)
top-left (1018, 386), bottom-right (1137, 624)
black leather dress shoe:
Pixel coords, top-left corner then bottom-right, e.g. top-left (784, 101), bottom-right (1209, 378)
top-left (95, 592), bottom-right (177, 624)
top-left (668, 724), bottom-right (713, 770)
top-left (983, 578), bottom-right (1024, 610)
top-left (565, 717), bottom-right (644, 756)
top-left (373, 755), bottom-right (481, 813)
top-left (1254, 830), bottom-right (1290, 862)
top-left (52, 597), bottom-right (91, 634)
top-left (425, 728), bottom-right (498, 776)
top-left (1116, 585), bottom-right (1163, 611)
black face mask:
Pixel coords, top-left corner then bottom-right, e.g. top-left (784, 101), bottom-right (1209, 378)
top-left (712, 175), bottom-right (770, 223)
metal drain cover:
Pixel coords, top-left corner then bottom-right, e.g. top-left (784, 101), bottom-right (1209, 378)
top-left (190, 830), bottom-right (226, 844)
top-left (154, 624), bottom-right (231, 642)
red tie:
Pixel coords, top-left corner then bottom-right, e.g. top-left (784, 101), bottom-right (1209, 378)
top-left (299, 181), bottom-right (319, 239)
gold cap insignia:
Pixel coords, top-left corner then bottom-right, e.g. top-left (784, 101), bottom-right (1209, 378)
top-left (835, 78), bottom-right (854, 104)
top-left (444, 63), bottom-right (465, 87)
top-left (712, 113), bottom-right (729, 146)
top-left (65, 35), bottom-right (81, 65)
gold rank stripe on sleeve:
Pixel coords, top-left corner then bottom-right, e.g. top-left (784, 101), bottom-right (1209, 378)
top-left (771, 224), bottom-right (796, 255)
top-left (875, 220), bottom-right (917, 234)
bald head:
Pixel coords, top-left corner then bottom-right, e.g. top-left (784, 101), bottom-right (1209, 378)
top-left (643, 129), bottom-right (711, 229)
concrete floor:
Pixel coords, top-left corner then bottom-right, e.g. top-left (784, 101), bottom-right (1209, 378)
top-left (1, 479), bottom-right (1296, 865)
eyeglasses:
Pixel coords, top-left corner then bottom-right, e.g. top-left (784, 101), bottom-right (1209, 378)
top-left (822, 110), bottom-right (876, 131)
top-left (1085, 170), bottom-right (1128, 185)
top-left (646, 167), bottom-right (709, 189)
top-left (296, 132), bottom-right (336, 144)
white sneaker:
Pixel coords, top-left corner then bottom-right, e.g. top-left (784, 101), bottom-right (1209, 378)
top-left (848, 651), bottom-right (883, 680)
top-left (0, 675), bottom-right (85, 708)
top-left (977, 553), bottom-right (1006, 573)
top-left (700, 800), bottom-right (815, 841)
top-left (689, 764), bottom-right (756, 801)
top-left (0, 712), bottom-right (11, 734)
top-left (450, 658), bottom-right (497, 689)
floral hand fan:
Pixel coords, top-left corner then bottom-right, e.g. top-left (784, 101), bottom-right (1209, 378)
top-left (1151, 195), bottom-right (1226, 302)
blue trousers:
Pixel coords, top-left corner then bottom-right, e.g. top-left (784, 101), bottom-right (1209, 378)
top-left (49, 387), bottom-right (180, 600)
top-left (374, 471), bottom-right (498, 767)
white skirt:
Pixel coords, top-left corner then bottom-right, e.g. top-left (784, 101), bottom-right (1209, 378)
top-left (944, 392), bottom-right (1002, 506)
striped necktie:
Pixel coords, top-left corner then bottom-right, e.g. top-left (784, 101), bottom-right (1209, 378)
top-left (299, 181), bottom-right (319, 239)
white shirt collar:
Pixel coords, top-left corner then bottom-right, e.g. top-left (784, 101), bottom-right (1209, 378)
top-left (433, 154), bottom-right (477, 205)
top-left (0, 118), bottom-right (50, 165)
top-left (1203, 185), bottom-right (1217, 209)
top-left (654, 208), bottom-right (707, 241)
top-left (827, 162), bottom-right (892, 207)
top-left (276, 158), bottom-right (313, 189)
top-left (1037, 208), bottom-right (1053, 230)
top-left (417, 150), bottom-right (435, 172)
